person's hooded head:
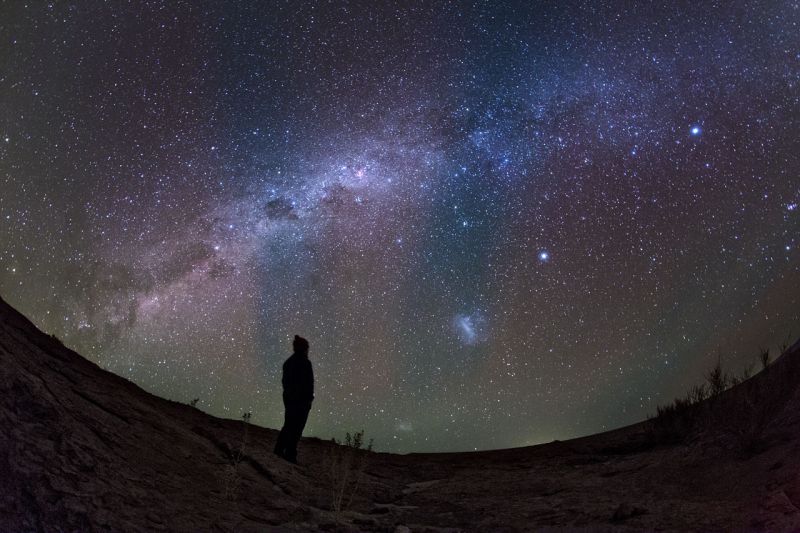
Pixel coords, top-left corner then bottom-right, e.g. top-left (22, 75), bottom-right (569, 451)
top-left (293, 335), bottom-right (309, 356)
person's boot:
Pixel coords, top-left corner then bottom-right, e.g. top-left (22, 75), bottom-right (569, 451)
top-left (273, 442), bottom-right (283, 458)
top-left (285, 449), bottom-right (298, 465)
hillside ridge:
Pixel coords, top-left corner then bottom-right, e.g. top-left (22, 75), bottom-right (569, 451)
top-left (2, 295), bottom-right (800, 531)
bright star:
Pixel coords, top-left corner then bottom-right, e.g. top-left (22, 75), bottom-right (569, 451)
top-left (690, 126), bottom-right (701, 136)
top-left (538, 251), bottom-right (550, 262)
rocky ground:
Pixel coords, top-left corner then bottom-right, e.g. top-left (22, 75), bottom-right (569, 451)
top-left (2, 294), bottom-right (799, 532)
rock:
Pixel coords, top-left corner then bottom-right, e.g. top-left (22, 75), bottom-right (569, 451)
top-left (611, 502), bottom-right (647, 522)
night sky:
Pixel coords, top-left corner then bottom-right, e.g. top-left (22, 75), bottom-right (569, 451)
top-left (1, 1), bottom-right (799, 452)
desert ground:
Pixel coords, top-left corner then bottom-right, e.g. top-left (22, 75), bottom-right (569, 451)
top-left (2, 295), bottom-right (799, 532)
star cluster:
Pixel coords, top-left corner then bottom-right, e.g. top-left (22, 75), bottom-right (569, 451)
top-left (1, 2), bottom-right (798, 452)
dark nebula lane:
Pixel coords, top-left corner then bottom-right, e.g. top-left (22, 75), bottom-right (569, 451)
top-left (1, 2), bottom-right (798, 452)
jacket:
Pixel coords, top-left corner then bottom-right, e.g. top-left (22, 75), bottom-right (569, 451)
top-left (282, 352), bottom-right (314, 404)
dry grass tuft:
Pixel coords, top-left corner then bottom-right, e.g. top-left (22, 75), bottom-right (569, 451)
top-left (326, 430), bottom-right (373, 517)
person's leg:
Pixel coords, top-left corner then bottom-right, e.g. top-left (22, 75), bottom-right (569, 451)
top-left (283, 405), bottom-right (301, 463)
top-left (295, 404), bottom-right (310, 436)
top-left (285, 403), bottom-right (311, 463)
top-left (274, 428), bottom-right (286, 457)
top-left (274, 404), bottom-right (290, 457)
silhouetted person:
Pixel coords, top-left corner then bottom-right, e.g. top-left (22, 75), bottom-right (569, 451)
top-left (274, 335), bottom-right (314, 464)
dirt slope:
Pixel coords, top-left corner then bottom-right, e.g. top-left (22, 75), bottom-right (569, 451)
top-left (2, 295), bottom-right (799, 532)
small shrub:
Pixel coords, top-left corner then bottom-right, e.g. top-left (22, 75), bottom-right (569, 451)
top-left (780, 334), bottom-right (792, 356)
top-left (729, 362), bottom-right (753, 387)
top-left (189, 398), bottom-right (200, 407)
top-left (704, 355), bottom-right (729, 397)
top-left (650, 355), bottom-right (764, 446)
top-left (687, 384), bottom-right (708, 404)
top-left (222, 412), bottom-right (252, 502)
top-left (740, 362), bottom-right (754, 381)
top-left (648, 392), bottom-right (701, 443)
top-left (327, 430), bottom-right (373, 517)
top-left (759, 348), bottom-right (770, 370)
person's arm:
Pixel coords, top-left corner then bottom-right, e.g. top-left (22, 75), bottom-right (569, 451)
top-left (282, 360), bottom-right (294, 397)
top-left (309, 362), bottom-right (314, 401)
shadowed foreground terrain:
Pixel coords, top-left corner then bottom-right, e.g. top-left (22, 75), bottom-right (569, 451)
top-left (2, 295), bottom-right (800, 532)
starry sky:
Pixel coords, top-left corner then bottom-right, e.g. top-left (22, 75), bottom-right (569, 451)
top-left (1, 1), bottom-right (799, 453)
